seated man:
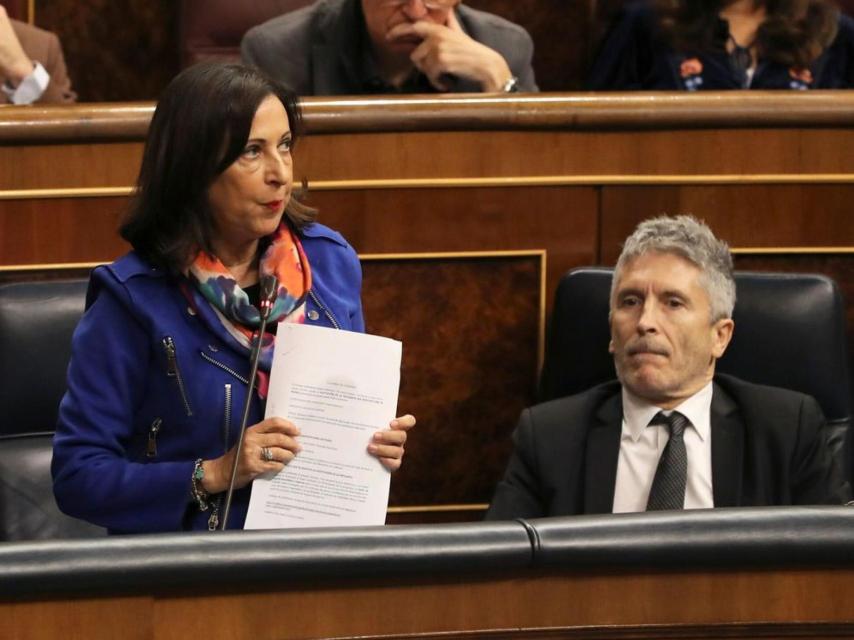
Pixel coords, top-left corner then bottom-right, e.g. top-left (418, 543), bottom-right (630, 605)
top-left (0, 6), bottom-right (75, 104)
top-left (487, 215), bottom-right (850, 519)
top-left (241, 0), bottom-right (537, 95)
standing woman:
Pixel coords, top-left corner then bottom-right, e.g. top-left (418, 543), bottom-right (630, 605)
top-left (589, 0), bottom-right (854, 89)
top-left (52, 63), bottom-right (415, 533)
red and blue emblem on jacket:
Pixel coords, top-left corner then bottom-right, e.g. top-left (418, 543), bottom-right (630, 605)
top-left (679, 58), bottom-right (704, 91)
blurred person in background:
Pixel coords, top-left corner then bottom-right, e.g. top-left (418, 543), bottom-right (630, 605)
top-left (589, 0), bottom-right (854, 90)
top-left (0, 6), bottom-right (75, 104)
top-left (242, 0), bottom-right (537, 94)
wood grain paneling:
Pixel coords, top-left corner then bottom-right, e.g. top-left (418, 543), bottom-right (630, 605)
top-left (362, 254), bottom-right (543, 506)
top-left (599, 185), bottom-right (854, 263)
top-left (0, 143), bottom-right (142, 191)
top-left (2, 567), bottom-right (853, 639)
top-left (0, 197), bottom-right (128, 264)
top-left (34, 1), bottom-right (178, 102)
top-left (305, 187), bottom-right (598, 303)
top-left (1, 596), bottom-right (153, 640)
top-left (296, 128), bottom-right (854, 181)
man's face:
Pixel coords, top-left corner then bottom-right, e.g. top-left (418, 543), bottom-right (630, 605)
top-left (609, 251), bottom-right (734, 408)
top-left (361, 0), bottom-right (456, 55)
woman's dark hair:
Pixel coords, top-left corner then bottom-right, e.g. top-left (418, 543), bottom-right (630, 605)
top-left (120, 62), bottom-right (316, 272)
top-left (654, 0), bottom-right (839, 68)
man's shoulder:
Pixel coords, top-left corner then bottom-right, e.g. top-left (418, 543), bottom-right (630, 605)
top-left (714, 373), bottom-right (813, 407)
top-left (241, 0), bottom-right (350, 92)
top-left (11, 17), bottom-right (52, 40)
top-left (713, 373), bottom-right (822, 433)
top-left (831, 11), bottom-right (854, 54)
top-left (242, 7), bottom-right (314, 48)
top-left (10, 18), bottom-right (58, 55)
top-left (243, 0), bottom-right (342, 44)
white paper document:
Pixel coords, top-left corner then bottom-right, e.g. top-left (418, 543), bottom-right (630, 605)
top-left (244, 323), bottom-right (402, 529)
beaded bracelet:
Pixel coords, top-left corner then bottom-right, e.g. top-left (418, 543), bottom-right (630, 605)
top-left (191, 458), bottom-right (210, 512)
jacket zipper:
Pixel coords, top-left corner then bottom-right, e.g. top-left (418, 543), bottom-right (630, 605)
top-left (162, 336), bottom-right (193, 416)
top-left (146, 417), bottom-right (162, 458)
top-left (200, 351), bottom-right (250, 385)
top-left (309, 290), bottom-right (341, 330)
top-left (208, 383), bottom-right (231, 532)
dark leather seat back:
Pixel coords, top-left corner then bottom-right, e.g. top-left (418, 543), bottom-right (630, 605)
top-left (0, 432), bottom-right (103, 541)
top-left (0, 279), bottom-right (104, 540)
top-left (0, 279), bottom-right (88, 436)
top-left (540, 267), bottom-right (853, 481)
top-left (179, 0), bottom-right (315, 68)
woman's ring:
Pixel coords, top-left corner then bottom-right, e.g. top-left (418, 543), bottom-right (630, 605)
top-left (261, 447), bottom-right (274, 462)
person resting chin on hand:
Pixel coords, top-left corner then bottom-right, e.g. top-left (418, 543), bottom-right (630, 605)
top-left (241, 0), bottom-right (537, 96)
top-left (386, 8), bottom-right (515, 92)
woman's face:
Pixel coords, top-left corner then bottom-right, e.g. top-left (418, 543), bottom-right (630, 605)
top-left (207, 94), bottom-right (293, 251)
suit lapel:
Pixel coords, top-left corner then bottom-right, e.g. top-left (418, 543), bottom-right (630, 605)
top-left (711, 382), bottom-right (744, 507)
top-left (583, 393), bottom-right (623, 514)
top-left (313, 0), bottom-right (363, 94)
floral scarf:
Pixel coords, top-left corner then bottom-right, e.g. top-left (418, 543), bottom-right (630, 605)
top-left (185, 223), bottom-right (311, 396)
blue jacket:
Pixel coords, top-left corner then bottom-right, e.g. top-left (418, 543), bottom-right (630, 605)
top-left (52, 223), bottom-right (363, 533)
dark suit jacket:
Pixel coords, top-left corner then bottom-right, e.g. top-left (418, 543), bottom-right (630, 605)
top-left (3, 19), bottom-right (75, 104)
top-left (486, 374), bottom-right (851, 520)
top-left (241, 0), bottom-right (537, 95)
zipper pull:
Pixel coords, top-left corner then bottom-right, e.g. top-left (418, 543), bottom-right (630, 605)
top-left (162, 336), bottom-right (178, 376)
top-left (146, 418), bottom-right (162, 458)
top-left (208, 508), bottom-right (219, 531)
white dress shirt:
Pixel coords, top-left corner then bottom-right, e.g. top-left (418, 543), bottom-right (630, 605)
top-left (2, 62), bottom-right (49, 105)
top-left (612, 382), bottom-right (714, 512)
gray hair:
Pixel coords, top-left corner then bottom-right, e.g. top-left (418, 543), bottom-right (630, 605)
top-left (611, 215), bottom-right (736, 321)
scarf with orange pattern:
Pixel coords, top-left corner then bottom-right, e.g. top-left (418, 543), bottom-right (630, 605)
top-left (185, 222), bottom-right (311, 396)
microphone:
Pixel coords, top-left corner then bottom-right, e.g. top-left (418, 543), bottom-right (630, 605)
top-left (259, 275), bottom-right (278, 321)
top-left (220, 275), bottom-right (279, 530)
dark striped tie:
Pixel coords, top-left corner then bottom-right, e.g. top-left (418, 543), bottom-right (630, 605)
top-left (645, 411), bottom-right (689, 511)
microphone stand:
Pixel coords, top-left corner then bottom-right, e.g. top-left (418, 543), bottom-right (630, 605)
top-left (220, 276), bottom-right (278, 530)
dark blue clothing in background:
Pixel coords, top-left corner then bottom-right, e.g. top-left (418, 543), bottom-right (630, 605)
top-left (588, 2), bottom-right (854, 90)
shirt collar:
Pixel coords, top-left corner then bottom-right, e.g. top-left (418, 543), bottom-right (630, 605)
top-left (621, 381), bottom-right (714, 442)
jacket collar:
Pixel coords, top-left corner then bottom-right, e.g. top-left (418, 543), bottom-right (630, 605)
top-left (710, 379), bottom-right (744, 506)
top-left (311, 0), bottom-right (364, 94)
top-left (583, 391), bottom-right (622, 514)
top-left (581, 378), bottom-right (745, 513)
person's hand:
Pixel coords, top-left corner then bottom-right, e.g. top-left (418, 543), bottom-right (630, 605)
top-left (386, 11), bottom-right (512, 92)
top-left (201, 417), bottom-right (301, 493)
top-left (0, 6), bottom-right (35, 85)
top-left (368, 414), bottom-right (416, 472)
